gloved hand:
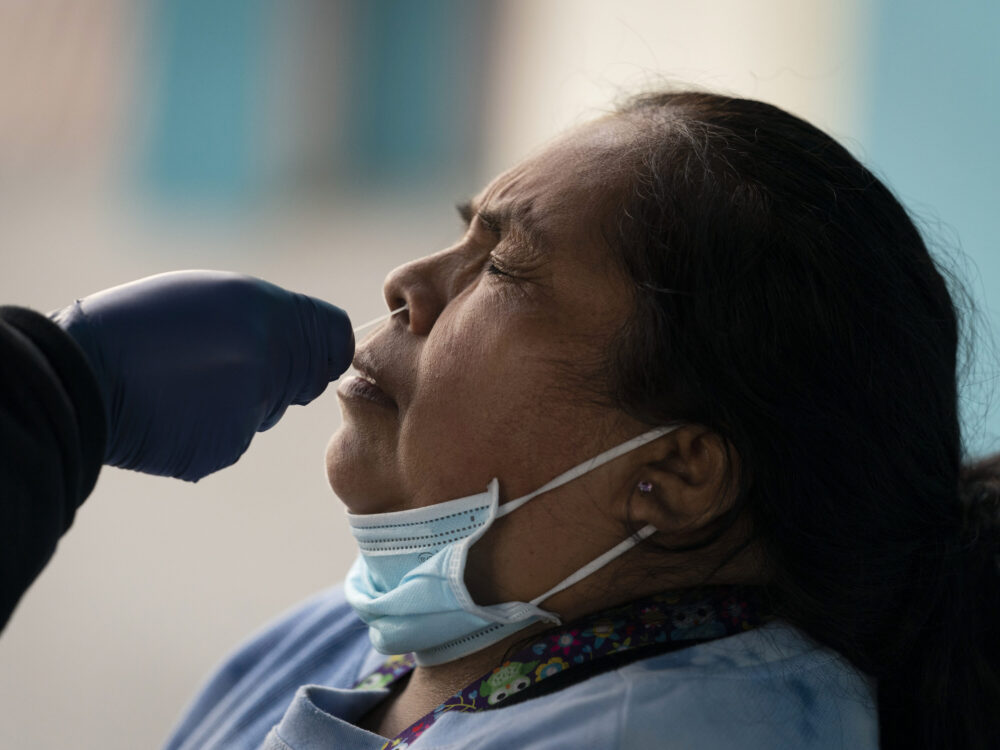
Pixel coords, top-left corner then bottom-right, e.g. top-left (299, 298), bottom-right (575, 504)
top-left (51, 270), bottom-right (354, 481)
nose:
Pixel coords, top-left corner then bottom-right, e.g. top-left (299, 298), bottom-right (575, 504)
top-left (382, 252), bottom-right (448, 336)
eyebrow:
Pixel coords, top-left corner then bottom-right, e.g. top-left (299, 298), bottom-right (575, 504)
top-left (456, 200), bottom-right (481, 228)
top-left (455, 199), bottom-right (548, 250)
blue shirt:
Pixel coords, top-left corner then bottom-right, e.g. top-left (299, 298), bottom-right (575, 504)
top-left (163, 586), bottom-right (878, 749)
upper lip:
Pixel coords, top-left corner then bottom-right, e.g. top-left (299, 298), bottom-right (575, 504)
top-left (351, 347), bottom-right (397, 404)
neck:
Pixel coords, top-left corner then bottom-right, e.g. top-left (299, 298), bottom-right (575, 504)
top-left (415, 620), bottom-right (551, 688)
top-left (359, 621), bottom-right (553, 738)
top-left (403, 571), bottom-right (671, 708)
top-left (362, 580), bottom-right (764, 739)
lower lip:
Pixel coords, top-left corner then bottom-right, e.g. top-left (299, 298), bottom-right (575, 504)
top-left (337, 375), bottom-right (397, 409)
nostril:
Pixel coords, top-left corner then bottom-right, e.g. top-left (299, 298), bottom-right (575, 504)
top-left (384, 260), bottom-right (441, 335)
top-left (391, 303), bottom-right (410, 327)
top-left (385, 293), bottom-right (408, 321)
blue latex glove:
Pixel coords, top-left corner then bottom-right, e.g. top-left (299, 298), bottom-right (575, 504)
top-left (52, 270), bottom-right (354, 481)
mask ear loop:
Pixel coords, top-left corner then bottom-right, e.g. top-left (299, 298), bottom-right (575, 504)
top-left (528, 525), bottom-right (658, 606)
top-left (497, 426), bottom-right (680, 518)
top-left (494, 425), bottom-right (680, 607)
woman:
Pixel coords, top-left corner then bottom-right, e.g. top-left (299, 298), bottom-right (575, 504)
top-left (164, 91), bottom-right (1000, 750)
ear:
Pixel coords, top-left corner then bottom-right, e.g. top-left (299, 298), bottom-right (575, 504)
top-left (627, 425), bottom-right (736, 535)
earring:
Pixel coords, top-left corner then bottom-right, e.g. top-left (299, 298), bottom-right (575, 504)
top-left (637, 480), bottom-right (654, 494)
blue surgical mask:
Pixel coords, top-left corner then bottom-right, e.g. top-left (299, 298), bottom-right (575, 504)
top-left (343, 426), bottom-right (678, 666)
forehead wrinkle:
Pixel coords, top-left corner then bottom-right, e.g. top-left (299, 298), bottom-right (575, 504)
top-left (465, 191), bottom-right (551, 256)
top-left (471, 134), bottom-right (625, 259)
top-left (501, 200), bottom-right (550, 256)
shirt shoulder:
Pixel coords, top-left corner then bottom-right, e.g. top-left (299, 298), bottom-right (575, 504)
top-left (616, 622), bottom-right (878, 749)
top-left (164, 584), bottom-right (374, 750)
top-left (418, 622), bottom-right (877, 750)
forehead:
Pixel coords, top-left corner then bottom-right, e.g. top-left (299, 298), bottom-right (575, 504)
top-left (472, 116), bottom-right (633, 249)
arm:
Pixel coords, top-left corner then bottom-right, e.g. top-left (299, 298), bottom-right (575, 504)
top-left (1, 270), bottom-right (354, 631)
top-left (0, 306), bottom-right (105, 630)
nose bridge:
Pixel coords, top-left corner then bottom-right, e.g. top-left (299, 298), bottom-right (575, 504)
top-left (383, 246), bottom-right (466, 335)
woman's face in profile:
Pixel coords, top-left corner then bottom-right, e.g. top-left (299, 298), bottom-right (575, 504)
top-left (327, 116), bottom-right (647, 514)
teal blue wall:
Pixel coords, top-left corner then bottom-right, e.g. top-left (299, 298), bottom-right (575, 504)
top-left (341, 0), bottom-right (487, 184)
top-left (142, 0), bottom-right (266, 203)
top-left (139, 0), bottom-right (487, 201)
top-left (865, 0), bottom-right (1000, 453)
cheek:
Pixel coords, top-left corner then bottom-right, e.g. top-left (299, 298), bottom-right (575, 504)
top-left (417, 297), bottom-right (544, 418)
top-left (397, 326), bottom-right (522, 491)
top-left (395, 310), bottom-right (584, 501)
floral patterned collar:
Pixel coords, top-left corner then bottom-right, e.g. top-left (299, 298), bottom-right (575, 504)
top-left (353, 586), bottom-right (767, 749)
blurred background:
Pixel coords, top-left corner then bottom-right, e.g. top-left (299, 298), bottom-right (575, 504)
top-left (0, 1), bottom-right (996, 747)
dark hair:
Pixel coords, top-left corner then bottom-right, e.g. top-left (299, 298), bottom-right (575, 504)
top-left (606, 91), bottom-right (1000, 749)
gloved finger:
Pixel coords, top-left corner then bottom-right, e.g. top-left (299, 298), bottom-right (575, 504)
top-left (316, 298), bottom-right (354, 378)
top-left (258, 402), bottom-right (290, 433)
top-left (291, 295), bottom-right (354, 406)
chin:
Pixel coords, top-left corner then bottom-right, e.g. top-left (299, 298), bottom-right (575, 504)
top-left (325, 427), bottom-right (396, 514)
top-left (324, 428), bottom-right (356, 502)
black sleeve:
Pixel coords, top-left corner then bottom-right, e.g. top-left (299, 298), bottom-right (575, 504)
top-left (0, 305), bottom-right (106, 631)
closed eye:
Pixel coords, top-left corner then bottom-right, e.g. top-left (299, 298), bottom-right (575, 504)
top-left (485, 254), bottom-right (514, 278)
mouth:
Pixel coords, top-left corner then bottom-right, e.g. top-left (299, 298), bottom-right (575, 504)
top-left (336, 352), bottom-right (398, 409)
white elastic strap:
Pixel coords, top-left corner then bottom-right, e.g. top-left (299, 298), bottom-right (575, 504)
top-left (529, 524), bottom-right (658, 605)
top-left (498, 425), bottom-right (679, 518)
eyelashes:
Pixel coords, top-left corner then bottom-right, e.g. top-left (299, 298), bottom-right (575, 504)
top-left (484, 254), bottom-right (516, 279)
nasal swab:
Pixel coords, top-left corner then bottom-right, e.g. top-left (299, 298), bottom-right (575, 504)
top-left (352, 304), bottom-right (408, 337)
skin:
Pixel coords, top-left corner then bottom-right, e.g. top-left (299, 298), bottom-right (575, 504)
top-left (326, 116), bottom-right (755, 739)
